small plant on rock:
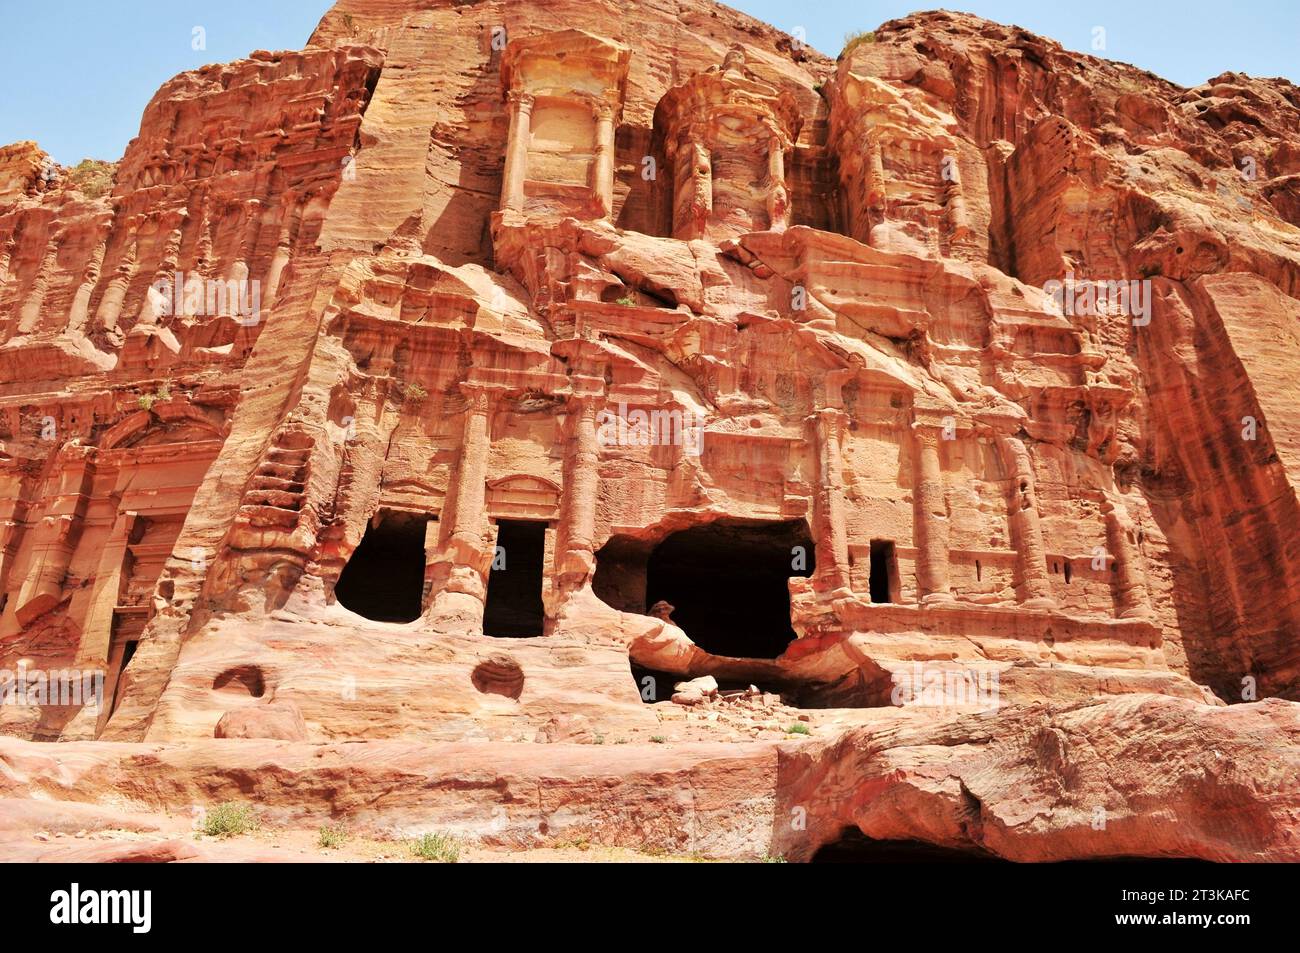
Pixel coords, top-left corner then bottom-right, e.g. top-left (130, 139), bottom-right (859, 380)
top-left (787, 723), bottom-right (811, 736)
top-left (404, 382), bottom-right (428, 403)
top-left (318, 825), bottom-right (348, 849)
top-left (410, 831), bottom-right (460, 863)
top-left (841, 31), bottom-right (875, 58)
top-left (137, 383), bottom-right (172, 412)
top-left (200, 803), bottom-right (258, 838)
top-left (66, 159), bottom-right (116, 199)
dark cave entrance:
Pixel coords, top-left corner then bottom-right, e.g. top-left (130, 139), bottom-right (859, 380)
top-left (869, 539), bottom-right (899, 604)
top-left (482, 519), bottom-right (547, 638)
top-left (643, 518), bottom-right (814, 659)
top-left (810, 828), bottom-right (1216, 864)
top-left (107, 639), bottom-right (138, 719)
top-left (334, 511), bottom-right (429, 623)
top-left (811, 829), bottom-right (1006, 863)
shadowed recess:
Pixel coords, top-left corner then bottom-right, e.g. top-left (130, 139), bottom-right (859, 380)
top-left (483, 519), bottom-right (547, 638)
top-left (334, 512), bottom-right (428, 623)
top-left (645, 518), bottom-right (814, 659)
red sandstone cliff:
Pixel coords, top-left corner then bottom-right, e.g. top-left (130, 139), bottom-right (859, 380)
top-left (1, 2), bottom-right (1299, 862)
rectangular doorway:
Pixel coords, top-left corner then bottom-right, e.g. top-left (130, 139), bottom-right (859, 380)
top-left (483, 520), bottom-right (547, 637)
top-left (869, 540), bottom-right (898, 604)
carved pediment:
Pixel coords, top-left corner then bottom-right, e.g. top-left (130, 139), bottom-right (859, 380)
top-left (486, 474), bottom-right (560, 521)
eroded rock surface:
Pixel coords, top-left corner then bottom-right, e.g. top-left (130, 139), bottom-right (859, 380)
top-left (1, 3), bottom-right (1299, 861)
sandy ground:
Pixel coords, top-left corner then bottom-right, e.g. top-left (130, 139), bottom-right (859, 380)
top-left (7, 822), bottom-right (730, 863)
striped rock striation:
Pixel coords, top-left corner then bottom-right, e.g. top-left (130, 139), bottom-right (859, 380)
top-left (1, 3), bottom-right (1299, 862)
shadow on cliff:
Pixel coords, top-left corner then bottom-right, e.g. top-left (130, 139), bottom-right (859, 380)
top-left (421, 49), bottom-right (510, 269)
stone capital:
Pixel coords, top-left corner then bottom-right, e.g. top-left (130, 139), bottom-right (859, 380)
top-left (506, 89), bottom-right (536, 112)
top-left (911, 421), bottom-right (946, 448)
top-left (459, 383), bottom-right (499, 415)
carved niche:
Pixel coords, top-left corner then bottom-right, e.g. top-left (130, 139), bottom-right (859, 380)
top-left (653, 47), bottom-right (802, 241)
top-left (499, 30), bottom-right (631, 220)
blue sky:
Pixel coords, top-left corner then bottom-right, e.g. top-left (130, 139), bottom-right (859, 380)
top-left (2, 1), bottom-right (1296, 166)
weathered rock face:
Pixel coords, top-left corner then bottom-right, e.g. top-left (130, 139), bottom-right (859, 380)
top-left (1, 2), bottom-right (1299, 861)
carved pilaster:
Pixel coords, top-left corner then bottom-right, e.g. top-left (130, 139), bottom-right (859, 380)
top-left (810, 408), bottom-right (851, 594)
top-left (867, 138), bottom-right (887, 212)
top-left (93, 220), bottom-right (140, 337)
top-left (998, 435), bottom-right (1057, 609)
top-left (767, 134), bottom-right (790, 232)
top-left (556, 398), bottom-right (603, 594)
top-left (17, 233), bottom-right (62, 335)
top-left (75, 510), bottom-right (138, 669)
top-left (592, 101), bottom-right (617, 219)
top-left (14, 446), bottom-right (94, 626)
top-left (426, 386), bottom-right (497, 627)
top-left (1104, 496), bottom-right (1155, 620)
top-left (501, 90), bottom-right (535, 212)
top-left (67, 234), bottom-right (108, 335)
top-left (262, 193), bottom-right (301, 315)
top-left (911, 424), bottom-right (953, 604)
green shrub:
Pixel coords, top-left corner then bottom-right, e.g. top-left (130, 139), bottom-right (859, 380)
top-left (787, 723), bottom-right (811, 736)
top-left (410, 832), bottom-right (460, 863)
top-left (318, 825), bottom-right (348, 849)
top-left (66, 159), bottom-right (115, 199)
top-left (841, 31), bottom-right (875, 58)
top-left (615, 296), bottom-right (636, 307)
top-left (201, 803), bottom-right (258, 838)
top-left (137, 384), bottom-right (172, 412)
top-left (405, 382), bottom-right (428, 402)
top-left (649, 735), bottom-right (667, 744)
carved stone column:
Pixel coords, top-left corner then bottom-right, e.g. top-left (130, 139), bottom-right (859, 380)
top-left (75, 510), bottom-right (138, 669)
top-left (261, 194), bottom-right (299, 314)
top-left (592, 102), bottom-right (617, 219)
top-left (14, 447), bottom-right (93, 626)
top-left (500, 91), bottom-right (535, 212)
top-left (997, 435), bottom-right (1057, 609)
top-left (767, 135), bottom-right (790, 232)
top-left (911, 424), bottom-right (953, 604)
top-left (671, 134), bottom-right (712, 240)
top-left (943, 159), bottom-right (971, 242)
top-left (1104, 496), bottom-right (1155, 619)
top-left (810, 408), bottom-right (851, 594)
top-left (93, 227), bottom-right (140, 336)
top-left (0, 236), bottom-right (13, 289)
top-left (448, 386), bottom-right (492, 557)
top-left (0, 494), bottom-right (25, 607)
top-left (556, 398), bottom-right (602, 594)
top-left (426, 386), bottom-right (495, 626)
top-left (17, 235), bottom-right (62, 335)
top-left (142, 212), bottom-right (185, 327)
top-left (223, 199), bottom-right (260, 325)
top-left (867, 138), bottom-right (887, 211)
top-left (67, 235), bottom-right (108, 335)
